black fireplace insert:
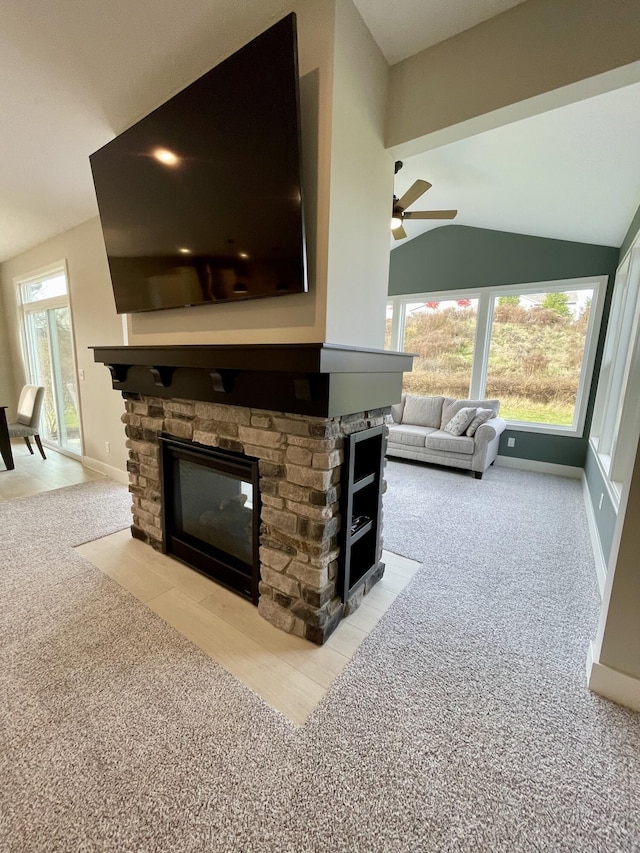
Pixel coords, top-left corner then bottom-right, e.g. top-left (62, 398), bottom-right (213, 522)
top-left (160, 437), bottom-right (260, 604)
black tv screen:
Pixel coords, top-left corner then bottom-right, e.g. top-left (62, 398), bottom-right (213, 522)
top-left (90, 14), bottom-right (307, 314)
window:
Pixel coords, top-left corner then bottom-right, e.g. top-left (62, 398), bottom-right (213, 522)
top-left (17, 262), bottom-right (82, 457)
top-left (401, 299), bottom-right (479, 398)
top-left (591, 246), bottom-right (640, 505)
top-left (485, 288), bottom-right (595, 426)
top-left (386, 276), bottom-right (606, 436)
top-left (384, 302), bottom-right (394, 350)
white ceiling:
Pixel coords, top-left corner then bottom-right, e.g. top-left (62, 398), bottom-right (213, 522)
top-left (0, 0), bottom-right (638, 264)
top-left (392, 80), bottom-right (640, 248)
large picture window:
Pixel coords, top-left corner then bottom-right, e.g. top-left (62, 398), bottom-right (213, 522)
top-left (387, 276), bottom-right (607, 437)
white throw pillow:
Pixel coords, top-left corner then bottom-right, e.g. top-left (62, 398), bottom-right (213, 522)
top-left (466, 407), bottom-right (495, 436)
top-left (441, 398), bottom-right (500, 429)
top-left (444, 407), bottom-right (477, 436)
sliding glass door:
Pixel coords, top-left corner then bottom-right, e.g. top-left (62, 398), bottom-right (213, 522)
top-left (19, 265), bottom-right (81, 456)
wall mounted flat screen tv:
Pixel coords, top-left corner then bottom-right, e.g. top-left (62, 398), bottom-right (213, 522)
top-left (90, 14), bottom-right (307, 314)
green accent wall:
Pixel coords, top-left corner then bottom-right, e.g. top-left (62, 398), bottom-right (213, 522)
top-left (388, 225), bottom-right (619, 467)
top-left (389, 224), bottom-right (619, 294)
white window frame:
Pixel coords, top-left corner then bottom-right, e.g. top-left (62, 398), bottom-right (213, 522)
top-left (17, 261), bottom-right (71, 376)
top-left (591, 243), bottom-right (640, 509)
top-left (387, 275), bottom-right (607, 438)
top-left (14, 260), bottom-right (82, 458)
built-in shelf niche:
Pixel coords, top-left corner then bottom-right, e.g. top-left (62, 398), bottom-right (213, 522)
top-left (339, 424), bottom-right (386, 601)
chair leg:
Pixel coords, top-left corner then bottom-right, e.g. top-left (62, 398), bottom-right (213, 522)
top-left (23, 436), bottom-right (34, 454)
top-left (34, 434), bottom-right (47, 460)
top-left (473, 471), bottom-right (483, 480)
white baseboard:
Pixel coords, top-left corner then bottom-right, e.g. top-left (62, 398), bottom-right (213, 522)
top-left (586, 642), bottom-right (640, 712)
top-left (82, 456), bottom-right (128, 485)
top-left (494, 455), bottom-right (581, 479)
top-left (581, 474), bottom-right (607, 597)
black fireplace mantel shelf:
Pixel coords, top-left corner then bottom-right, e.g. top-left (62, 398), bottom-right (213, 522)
top-left (92, 343), bottom-right (414, 418)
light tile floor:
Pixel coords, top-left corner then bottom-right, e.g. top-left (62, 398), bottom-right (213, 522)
top-left (76, 530), bottom-right (421, 725)
top-left (0, 440), bottom-right (104, 501)
top-left (2, 442), bottom-right (422, 726)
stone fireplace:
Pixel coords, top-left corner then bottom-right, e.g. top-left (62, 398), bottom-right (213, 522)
top-left (93, 343), bottom-right (412, 644)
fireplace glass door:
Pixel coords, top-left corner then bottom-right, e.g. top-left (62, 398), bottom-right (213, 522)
top-left (161, 438), bottom-right (260, 603)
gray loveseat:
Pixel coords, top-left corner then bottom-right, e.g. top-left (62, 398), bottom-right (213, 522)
top-left (386, 394), bottom-right (507, 479)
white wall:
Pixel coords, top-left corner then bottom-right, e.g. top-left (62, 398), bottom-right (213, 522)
top-left (0, 218), bottom-right (128, 477)
top-left (324, 0), bottom-right (392, 348)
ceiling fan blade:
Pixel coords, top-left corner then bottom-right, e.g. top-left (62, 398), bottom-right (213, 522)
top-left (396, 179), bottom-right (432, 212)
top-left (403, 210), bottom-right (458, 220)
top-left (391, 223), bottom-right (408, 240)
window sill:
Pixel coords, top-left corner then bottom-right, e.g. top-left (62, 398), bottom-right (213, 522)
top-left (589, 438), bottom-right (621, 511)
top-left (505, 421), bottom-right (583, 438)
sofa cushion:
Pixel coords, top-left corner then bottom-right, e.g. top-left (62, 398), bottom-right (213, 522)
top-left (390, 395), bottom-right (405, 424)
top-left (388, 424), bottom-right (437, 447)
top-left (441, 398), bottom-right (500, 429)
top-left (466, 407), bottom-right (495, 436)
top-left (425, 430), bottom-right (475, 455)
top-left (402, 394), bottom-right (444, 428)
top-left (444, 406), bottom-right (477, 436)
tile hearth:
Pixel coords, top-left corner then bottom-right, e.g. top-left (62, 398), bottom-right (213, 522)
top-left (75, 531), bottom-right (420, 725)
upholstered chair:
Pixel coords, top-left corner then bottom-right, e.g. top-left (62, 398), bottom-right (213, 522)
top-left (8, 385), bottom-right (47, 459)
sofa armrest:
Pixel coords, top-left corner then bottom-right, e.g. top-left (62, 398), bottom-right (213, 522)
top-left (471, 417), bottom-right (507, 474)
top-left (475, 417), bottom-right (507, 442)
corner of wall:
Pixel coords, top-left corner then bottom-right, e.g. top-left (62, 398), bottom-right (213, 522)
top-left (587, 641), bottom-right (640, 712)
top-left (324, 0), bottom-right (392, 348)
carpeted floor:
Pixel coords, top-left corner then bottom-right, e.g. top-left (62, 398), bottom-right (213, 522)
top-left (1, 469), bottom-right (639, 851)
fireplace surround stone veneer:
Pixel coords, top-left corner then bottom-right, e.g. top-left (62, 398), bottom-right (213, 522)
top-left (93, 344), bottom-right (413, 644)
top-left (123, 395), bottom-right (387, 643)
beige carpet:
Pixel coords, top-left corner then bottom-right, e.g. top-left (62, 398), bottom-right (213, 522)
top-left (1, 472), bottom-right (639, 851)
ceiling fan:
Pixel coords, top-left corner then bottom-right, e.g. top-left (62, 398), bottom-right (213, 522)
top-left (391, 160), bottom-right (457, 240)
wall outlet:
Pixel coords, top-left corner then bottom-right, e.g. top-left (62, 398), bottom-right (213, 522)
top-left (599, 492), bottom-right (604, 510)
top-left (507, 437), bottom-right (516, 448)
top-left (105, 441), bottom-right (111, 454)
top-left (78, 368), bottom-right (85, 380)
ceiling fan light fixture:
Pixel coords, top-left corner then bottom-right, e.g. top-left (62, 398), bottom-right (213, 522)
top-left (391, 172), bottom-right (457, 240)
